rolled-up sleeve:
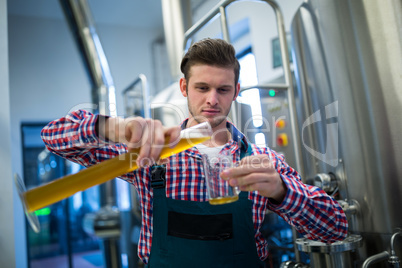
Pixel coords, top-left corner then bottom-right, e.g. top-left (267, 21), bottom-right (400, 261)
top-left (265, 149), bottom-right (348, 243)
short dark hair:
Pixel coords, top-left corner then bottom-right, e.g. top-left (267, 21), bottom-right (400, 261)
top-left (180, 38), bottom-right (240, 85)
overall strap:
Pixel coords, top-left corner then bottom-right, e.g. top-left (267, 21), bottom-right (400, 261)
top-left (240, 138), bottom-right (253, 159)
top-left (151, 164), bottom-right (166, 189)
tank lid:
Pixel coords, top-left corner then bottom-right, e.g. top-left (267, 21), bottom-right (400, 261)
top-left (296, 234), bottom-right (363, 253)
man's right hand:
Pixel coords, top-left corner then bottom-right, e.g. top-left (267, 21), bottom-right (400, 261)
top-left (99, 116), bottom-right (181, 167)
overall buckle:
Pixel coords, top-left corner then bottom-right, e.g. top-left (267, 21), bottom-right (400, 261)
top-left (151, 165), bottom-right (166, 188)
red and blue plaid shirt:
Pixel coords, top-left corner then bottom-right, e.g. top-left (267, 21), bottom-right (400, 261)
top-left (41, 109), bottom-right (348, 263)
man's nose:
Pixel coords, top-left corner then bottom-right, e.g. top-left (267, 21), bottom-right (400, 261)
top-left (206, 89), bottom-right (219, 106)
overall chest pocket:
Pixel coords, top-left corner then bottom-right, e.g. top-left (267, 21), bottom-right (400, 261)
top-left (168, 211), bottom-right (233, 241)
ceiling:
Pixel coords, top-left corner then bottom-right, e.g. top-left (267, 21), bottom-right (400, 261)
top-left (7, 0), bottom-right (164, 29)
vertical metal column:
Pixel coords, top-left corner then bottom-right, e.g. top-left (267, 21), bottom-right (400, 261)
top-left (161, 0), bottom-right (193, 82)
top-left (59, 0), bottom-right (121, 267)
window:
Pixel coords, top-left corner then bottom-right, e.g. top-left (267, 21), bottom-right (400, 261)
top-left (237, 48), bottom-right (266, 147)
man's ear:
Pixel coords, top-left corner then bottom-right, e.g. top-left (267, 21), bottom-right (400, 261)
top-left (233, 83), bottom-right (240, 101)
top-left (179, 77), bottom-right (188, 97)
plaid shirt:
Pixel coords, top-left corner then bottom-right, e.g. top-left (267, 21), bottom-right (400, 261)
top-left (41, 109), bottom-right (348, 263)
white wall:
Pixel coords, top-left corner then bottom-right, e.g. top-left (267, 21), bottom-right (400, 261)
top-left (8, 13), bottom-right (162, 267)
top-left (8, 16), bottom-right (161, 121)
top-left (0, 0), bottom-right (16, 267)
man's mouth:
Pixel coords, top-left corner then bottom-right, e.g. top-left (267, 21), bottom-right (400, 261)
top-left (202, 109), bottom-right (220, 115)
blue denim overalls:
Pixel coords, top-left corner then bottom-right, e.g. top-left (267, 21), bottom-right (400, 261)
top-left (147, 137), bottom-right (265, 268)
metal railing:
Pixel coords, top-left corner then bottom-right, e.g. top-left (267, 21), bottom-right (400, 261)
top-left (122, 74), bottom-right (151, 118)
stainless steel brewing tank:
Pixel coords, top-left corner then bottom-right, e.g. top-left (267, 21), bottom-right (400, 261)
top-left (290, 0), bottom-right (402, 266)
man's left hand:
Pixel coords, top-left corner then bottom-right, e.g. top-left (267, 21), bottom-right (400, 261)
top-left (221, 154), bottom-right (287, 203)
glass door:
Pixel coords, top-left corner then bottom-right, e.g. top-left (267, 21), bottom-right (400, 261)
top-left (21, 123), bottom-right (104, 268)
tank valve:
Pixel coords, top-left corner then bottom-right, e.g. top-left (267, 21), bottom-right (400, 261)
top-left (362, 229), bottom-right (402, 268)
top-left (337, 199), bottom-right (359, 216)
top-left (388, 255), bottom-right (400, 268)
top-left (314, 173), bottom-right (337, 193)
top-left (389, 230), bottom-right (402, 268)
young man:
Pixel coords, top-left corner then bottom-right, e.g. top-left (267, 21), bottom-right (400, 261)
top-left (41, 38), bottom-right (347, 267)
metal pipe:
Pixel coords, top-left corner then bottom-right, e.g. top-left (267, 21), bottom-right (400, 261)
top-left (362, 251), bottom-right (390, 268)
top-left (59, 0), bottom-right (119, 203)
top-left (240, 84), bottom-right (290, 92)
top-left (389, 230), bottom-right (402, 267)
top-left (291, 227), bottom-right (302, 262)
top-left (219, 6), bottom-right (231, 43)
top-left (263, 0), bottom-right (304, 179)
top-left (263, 0), bottom-right (305, 261)
top-left (391, 230), bottom-right (402, 254)
top-left (183, 0), bottom-right (234, 49)
top-left (218, 4), bottom-right (239, 127)
top-left (59, 0), bottom-right (117, 116)
top-left (59, 1), bottom-right (121, 267)
top-left (162, 0), bottom-right (192, 81)
top-left (59, 0), bottom-right (118, 206)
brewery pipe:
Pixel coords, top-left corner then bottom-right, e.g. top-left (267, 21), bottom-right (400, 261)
top-left (59, 0), bottom-right (121, 267)
top-left (362, 251), bottom-right (390, 268)
top-left (362, 230), bottom-right (402, 268)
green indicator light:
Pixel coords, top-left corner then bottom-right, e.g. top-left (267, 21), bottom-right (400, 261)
top-left (269, 89), bottom-right (276, 97)
top-left (34, 207), bottom-right (51, 216)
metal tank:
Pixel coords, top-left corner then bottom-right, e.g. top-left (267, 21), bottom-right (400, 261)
top-left (290, 0), bottom-right (402, 267)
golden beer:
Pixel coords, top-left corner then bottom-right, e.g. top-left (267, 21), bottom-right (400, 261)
top-left (23, 136), bottom-right (210, 212)
top-left (209, 195), bottom-right (239, 205)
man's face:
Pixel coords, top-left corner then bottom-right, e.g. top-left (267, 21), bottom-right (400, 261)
top-left (180, 64), bottom-right (240, 130)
